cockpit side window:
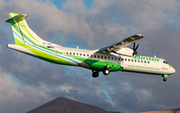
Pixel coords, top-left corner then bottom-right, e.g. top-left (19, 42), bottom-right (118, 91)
top-left (163, 61), bottom-right (168, 64)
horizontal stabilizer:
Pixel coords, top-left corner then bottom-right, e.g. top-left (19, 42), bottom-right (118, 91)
top-left (7, 44), bottom-right (37, 57)
top-left (5, 13), bottom-right (27, 23)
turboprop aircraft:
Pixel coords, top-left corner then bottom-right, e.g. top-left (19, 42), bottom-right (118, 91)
top-left (6, 13), bottom-right (175, 82)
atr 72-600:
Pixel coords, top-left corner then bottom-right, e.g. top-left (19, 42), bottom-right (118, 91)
top-left (6, 13), bottom-right (175, 82)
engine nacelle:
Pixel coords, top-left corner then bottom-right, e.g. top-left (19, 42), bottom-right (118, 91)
top-left (116, 47), bottom-right (134, 56)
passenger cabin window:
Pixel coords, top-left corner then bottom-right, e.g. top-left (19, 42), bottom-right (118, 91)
top-left (101, 56), bottom-right (103, 59)
top-left (125, 59), bottom-right (127, 61)
top-left (115, 57), bottom-right (117, 60)
top-left (128, 59), bottom-right (130, 61)
top-left (83, 54), bottom-right (85, 56)
top-left (104, 56), bottom-right (107, 59)
top-left (144, 61), bottom-right (146, 63)
top-left (108, 57), bottom-right (110, 59)
top-left (77, 53), bottom-right (79, 55)
top-left (80, 53), bottom-right (82, 56)
top-left (111, 57), bottom-right (114, 60)
top-left (94, 55), bottom-right (96, 58)
top-left (87, 54), bottom-right (89, 57)
top-left (70, 52), bottom-right (72, 55)
top-left (66, 52), bottom-right (68, 54)
top-left (73, 53), bottom-right (75, 55)
top-left (98, 55), bottom-right (100, 58)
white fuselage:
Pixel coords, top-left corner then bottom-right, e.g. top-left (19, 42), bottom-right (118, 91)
top-left (54, 46), bottom-right (175, 76)
top-left (8, 43), bottom-right (175, 76)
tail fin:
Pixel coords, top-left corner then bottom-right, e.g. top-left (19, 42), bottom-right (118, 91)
top-left (6, 13), bottom-right (45, 45)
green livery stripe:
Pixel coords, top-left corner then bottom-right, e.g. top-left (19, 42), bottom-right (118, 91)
top-left (20, 44), bottom-right (72, 65)
top-left (14, 37), bottom-right (24, 45)
top-left (16, 19), bottom-right (40, 43)
top-left (36, 45), bottom-right (63, 54)
top-left (12, 13), bottom-right (19, 17)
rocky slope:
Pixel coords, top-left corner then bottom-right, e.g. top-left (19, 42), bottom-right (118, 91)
top-left (27, 97), bottom-right (121, 113)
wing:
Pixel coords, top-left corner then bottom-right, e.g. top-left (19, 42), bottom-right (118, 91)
top-left (97, 34), bottom-right (145, 53)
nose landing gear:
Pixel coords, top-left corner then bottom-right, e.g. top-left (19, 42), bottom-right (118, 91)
top-left (162, 75), bottom-right (168, 82)
top-left (163, 78), bottom-right (167, 82)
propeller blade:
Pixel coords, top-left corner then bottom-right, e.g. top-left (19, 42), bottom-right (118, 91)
top-left (132, 42), bottom-right (139, 55)
top-left (133, 42), bottom-right (135, 50)
top-left (134, 43), bottom-right (139, 51)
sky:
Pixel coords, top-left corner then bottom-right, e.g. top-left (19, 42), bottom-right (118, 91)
top-left (0, 0), bottom-right (180, 113)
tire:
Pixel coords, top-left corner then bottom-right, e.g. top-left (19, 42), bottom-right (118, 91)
top-left (92, 72), bottom-right (99, 78)
top-left (103, 69), bottom-right (110, 75)
top-left (163, 78), bottom-right (167, 82)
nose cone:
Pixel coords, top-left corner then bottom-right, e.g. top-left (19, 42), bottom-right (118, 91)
top-left (172, 67), bottom-right (176, 74)
top-left (170, 66), bottom-right (176, 74)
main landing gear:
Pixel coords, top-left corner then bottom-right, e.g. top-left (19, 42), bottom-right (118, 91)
top-left (92, 66), bottom-right (111, 78)
top-left (103, 67), bottom-right (110, 75)
top-left (92, 71), bottom-right (99, 78)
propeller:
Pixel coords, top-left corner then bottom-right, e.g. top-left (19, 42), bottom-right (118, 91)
top-left (133, 42), bottom-right (139, 55)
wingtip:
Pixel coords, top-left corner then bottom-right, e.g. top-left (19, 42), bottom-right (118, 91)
top-left (136, 34), bottom-right (145, 37)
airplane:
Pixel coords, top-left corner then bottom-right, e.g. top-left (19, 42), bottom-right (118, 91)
top-left (5, 13), bottom-right (175, 82)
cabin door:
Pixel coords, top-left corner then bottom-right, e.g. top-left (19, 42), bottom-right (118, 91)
top-left (118, 55), bottom-right (123, 66)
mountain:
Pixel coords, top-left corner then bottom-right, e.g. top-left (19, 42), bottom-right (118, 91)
top-left (27, 97), bottom-right (121, 113)
top-left (141, 107), bottom-right (180, 113)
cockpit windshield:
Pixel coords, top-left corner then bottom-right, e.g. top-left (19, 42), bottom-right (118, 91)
top-left (163, 61), bottom-right (168, 64)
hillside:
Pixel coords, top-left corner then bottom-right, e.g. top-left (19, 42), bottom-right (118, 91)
top-left (27, 97), bottom-right (121, 113)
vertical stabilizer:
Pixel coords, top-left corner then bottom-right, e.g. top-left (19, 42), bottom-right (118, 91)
top-left (6, 13), bottom-right (45, 45)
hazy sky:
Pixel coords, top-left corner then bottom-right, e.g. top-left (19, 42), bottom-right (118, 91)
top-left (0, 0), bottom-right (180, 113)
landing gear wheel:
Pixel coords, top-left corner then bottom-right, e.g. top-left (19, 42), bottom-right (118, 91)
top-left (92, 72), bottom-right (99, 78)
top-left (163, 78), bottom-right (167, 82)
top-left (103, 69), bottom-right (110, 75)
